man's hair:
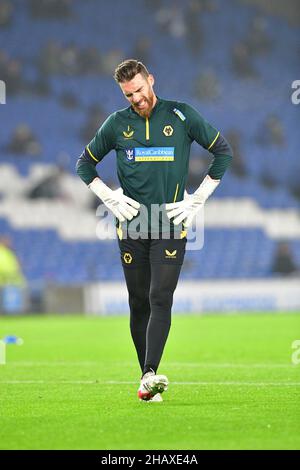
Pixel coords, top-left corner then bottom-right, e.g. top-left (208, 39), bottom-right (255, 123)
top-left (114, 59), bottom-right (150, 83)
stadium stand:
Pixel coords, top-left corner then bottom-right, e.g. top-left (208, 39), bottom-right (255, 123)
top-left (0, 0), bottom-right (299, 286)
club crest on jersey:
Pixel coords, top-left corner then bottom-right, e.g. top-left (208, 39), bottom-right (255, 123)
top-left (163, 125), bottom-right (174, 136)
top-left (123, 126), bottom-right (134, 139)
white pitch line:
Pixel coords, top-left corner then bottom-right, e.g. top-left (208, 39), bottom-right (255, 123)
top-left (107, 381), bottom-right (300, 387)
top-left (0, 380), bottom-right (300, 386)
top-left (164, 363), bottom-right (295, 369)
top-left (0, 380), bottom-right (97, 384)
top-left (5, 361), bottom-right (295, 368)
top-left (7, 361), bottom-right (100, 366)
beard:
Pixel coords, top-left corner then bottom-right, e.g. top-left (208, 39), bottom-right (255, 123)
top-left (132, 91), bottom-right (155, 118)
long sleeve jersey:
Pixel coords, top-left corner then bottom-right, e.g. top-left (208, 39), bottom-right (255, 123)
top-left (76, 97), bottom-right (232, 235)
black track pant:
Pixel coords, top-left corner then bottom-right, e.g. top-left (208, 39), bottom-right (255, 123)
top-left (119, 237), bottom-right (186, 375)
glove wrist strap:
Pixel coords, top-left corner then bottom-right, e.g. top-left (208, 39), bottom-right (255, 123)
top-left (195, 175), bottom-right (220, 202)
top-left (89, 177), bottom-right (110, 201)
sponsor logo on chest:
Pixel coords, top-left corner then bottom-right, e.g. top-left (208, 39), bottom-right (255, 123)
top-left (125, 147), bottom-right (175, 162)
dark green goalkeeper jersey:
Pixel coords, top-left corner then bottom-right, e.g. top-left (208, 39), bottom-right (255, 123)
top-left (76, 97), bottom-right (232, 233)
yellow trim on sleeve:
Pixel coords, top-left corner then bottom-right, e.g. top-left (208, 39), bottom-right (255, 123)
top-left (207, 131), bottom-right (220, 151)
top-left (87, 145), bottom-right (99, 162)
top-left (173, 183), bottom-right (179, 202)
top-left (146, 118), bottom-right (150, 141)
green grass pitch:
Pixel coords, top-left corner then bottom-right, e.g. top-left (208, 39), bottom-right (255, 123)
top-left (0, 313), bottom-right (300, 450)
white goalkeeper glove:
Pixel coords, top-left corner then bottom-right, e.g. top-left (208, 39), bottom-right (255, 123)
top-left (89, 178), bottom-right (140, 222)
top-left (165, 175), bottom-right (220, 228)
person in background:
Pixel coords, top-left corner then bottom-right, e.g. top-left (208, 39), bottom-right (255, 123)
top-left (6, 124), bottom-right (42, 156)
top-left (0, 237), bottom-right (25, 286)
top-left (271, 242), bottom-right (298, 276)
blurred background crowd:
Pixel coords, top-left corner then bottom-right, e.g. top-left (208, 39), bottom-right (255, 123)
top-left (0, 0), bottom-right (299, 312)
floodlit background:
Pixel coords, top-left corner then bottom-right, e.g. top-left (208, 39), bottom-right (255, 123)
top-left (0, 0), bottom-right (299, 314)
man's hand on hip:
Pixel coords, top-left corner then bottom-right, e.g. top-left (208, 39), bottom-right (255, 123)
top-left (89, 178), bottom-right (140, 222)
top-left (165, 175), bottom-right (220, 228)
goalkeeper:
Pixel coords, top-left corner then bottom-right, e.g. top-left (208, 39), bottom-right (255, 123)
top-left (76, 60), bottom-right (233, 402)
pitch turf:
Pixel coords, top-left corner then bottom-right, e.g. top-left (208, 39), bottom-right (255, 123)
top-left (0, 313), bottom-right (299, 450)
